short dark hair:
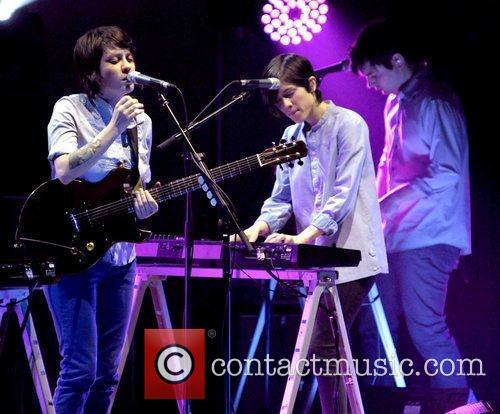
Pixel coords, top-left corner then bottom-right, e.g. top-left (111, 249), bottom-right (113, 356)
top-left (262, 53), bottom-right (323, 117)
top-left (350, 20), bottom-right (426, 74)
top-left (73, 26), bottom-right (136, 98)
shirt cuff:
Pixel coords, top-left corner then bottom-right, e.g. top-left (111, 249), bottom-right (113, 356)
top-left (48, 150), bottom-right (70, 163)
top-left (255, 214), bottom-right (278, 234)
top-left (311, 213), bottom-right (338, 236)
top-left (48, 142), bottom-right (77, 163)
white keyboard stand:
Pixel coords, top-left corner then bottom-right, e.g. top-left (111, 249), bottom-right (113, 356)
top-left (0, 290), bottom-right (55, 414)
top-left (110, 274), bottom-right (186, 414)
top-left (112, 267), bottom-right (365, 414)
top-left (367, 283), bottom-right (406, 388)
top-left (280, 271), bottom-right (364, 414)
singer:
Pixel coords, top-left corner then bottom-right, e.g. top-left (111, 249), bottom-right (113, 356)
top-left (45, 26), bottom-right (158, 413)
top-left (240, 53), bottom-right (387, 413)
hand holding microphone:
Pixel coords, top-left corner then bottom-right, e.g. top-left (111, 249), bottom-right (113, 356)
top-left (111, 96), bottom-right (144, 134)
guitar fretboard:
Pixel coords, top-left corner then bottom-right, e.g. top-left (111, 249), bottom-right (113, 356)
top-left (150, 154), bottom-right (261, 203)
top-left (76, 140), bottom-right (306, 223)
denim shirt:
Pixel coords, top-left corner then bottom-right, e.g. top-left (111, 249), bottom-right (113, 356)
top-left (377, 68), bottom-right (471, 255)
top-left (257, 102), bottom-right (388, 283)
top-left (47, 94), bottom-right (153, 265)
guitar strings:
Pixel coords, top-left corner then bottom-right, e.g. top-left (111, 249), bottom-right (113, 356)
top-left (77, 147), bottom-right (303, 222)
top-left (74, 144), bottom-right (303, 222)
top-left (74, 156), bottom-right (254, 219)
top-left (74, 155), bottom-right (262, 222)
top-left (86, 148), bottom-right (302, 221)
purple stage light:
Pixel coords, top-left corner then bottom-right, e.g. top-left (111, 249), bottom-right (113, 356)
top-left (261, 0), bottom-right (329, 45)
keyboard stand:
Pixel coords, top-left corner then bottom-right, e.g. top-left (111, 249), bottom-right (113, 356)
top-left (367, 283), bottom-right (406, 388)
top-left (0, 291), bottom-right (55, 414)
top-left (111, 273), bottom-right (186, 414)
top-left (112, 266), bottom-right (364, 414)
top-left (280, 271), bottom-right (364, 414)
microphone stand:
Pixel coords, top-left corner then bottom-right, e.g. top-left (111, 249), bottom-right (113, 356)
top-left (157, 91), bottom-right (253, 414)
top-left (156, 91), bottom-right (250, 151)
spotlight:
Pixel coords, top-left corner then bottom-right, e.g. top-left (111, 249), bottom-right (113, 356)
top-left (0, 0), bottom-right (37, 22)
top-left (260, 0), bottom-right (329, 45)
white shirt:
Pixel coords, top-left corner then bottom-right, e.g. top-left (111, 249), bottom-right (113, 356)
top-left (47, 94), bottom-right (153, 265)
top-left (257, 102), bottom-right (388, 283)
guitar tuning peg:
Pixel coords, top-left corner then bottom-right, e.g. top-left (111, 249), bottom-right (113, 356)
top-left (297, 159), bottom-right (304, 166)
top-left (279, 138), bottom-right (286, 144)
top-left (288, 161), bottom-right (294, 168)
top-left (279, 164), bottom-right (284, 171)
top-left (290, 136), bottom-right (296, 141)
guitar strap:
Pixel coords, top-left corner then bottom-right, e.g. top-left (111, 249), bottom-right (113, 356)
top-left (126, 126), bottom-right (140, 185)
top-left (126, 127), bottom-right (139, 172)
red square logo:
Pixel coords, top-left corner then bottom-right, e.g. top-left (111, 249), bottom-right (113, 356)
top-left (144, 329), bottom-right (205, 399)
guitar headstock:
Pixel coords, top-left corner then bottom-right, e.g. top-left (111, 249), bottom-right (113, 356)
top-left (258, 140), bottom-right (307, 168)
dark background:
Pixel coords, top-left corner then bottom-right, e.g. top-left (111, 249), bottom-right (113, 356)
top-left (1, 0), bottom-right (498, 412)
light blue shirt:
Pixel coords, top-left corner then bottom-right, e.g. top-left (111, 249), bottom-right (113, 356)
top-left (47, 94), bottom-right (153, 265)
top-left (377, 68), bottom-right (471, 255)
top-left (257, 102), bottom-right (388, 283)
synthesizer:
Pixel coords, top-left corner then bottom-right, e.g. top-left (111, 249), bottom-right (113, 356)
top-left (0, 259), bottom-right (58, 288)
top-left (136, 236), bottom-right (361, 270)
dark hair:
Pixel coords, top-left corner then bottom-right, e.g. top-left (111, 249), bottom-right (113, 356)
top-left (73, 26), bottom-right (136, 98)
top-left (262, 53), bottom-right (323, 117)
top-left (350, 20), bottom-right (426, 74)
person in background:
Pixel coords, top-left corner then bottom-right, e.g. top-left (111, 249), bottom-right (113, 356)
top-left (350, 20), bottom-right (471, 392)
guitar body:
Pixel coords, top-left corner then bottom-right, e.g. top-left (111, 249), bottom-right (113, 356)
top-left (16, 168), bottom-right (151, 275)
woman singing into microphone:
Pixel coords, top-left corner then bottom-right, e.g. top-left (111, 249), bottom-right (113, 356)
top-left (45, 26), bottom-right (158, 413)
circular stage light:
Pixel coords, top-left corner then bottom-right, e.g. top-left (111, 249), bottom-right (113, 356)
top-left (261, 0), bottom-right (328, 44)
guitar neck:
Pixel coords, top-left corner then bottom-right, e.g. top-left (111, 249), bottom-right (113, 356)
top-left (149, 154), bottom-right (262, 204)
top-left (88, 140), bottom-right (304, 219)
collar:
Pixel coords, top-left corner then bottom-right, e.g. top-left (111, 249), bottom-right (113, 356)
top-left (307, 100), bottom-right (335, 133)
top-left (397, 65), bottom-right (431, 102)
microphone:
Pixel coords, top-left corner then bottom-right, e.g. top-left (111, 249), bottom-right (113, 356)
top-left (126, 71), bottom-right (176, 89)
top-left (314, 59), bottom-right (350, 79)
top-left (239, 78), bottom-right (280, 90)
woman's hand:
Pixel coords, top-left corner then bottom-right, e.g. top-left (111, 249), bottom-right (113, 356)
top-left (110, 96), bottom-right (144, 134)
top-left (232, 221), bottom-right (270, 242)
top-left (133, 187), bottom-right (159, 219)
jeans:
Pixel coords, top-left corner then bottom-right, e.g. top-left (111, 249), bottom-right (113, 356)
top-left (45, 257), bottom-right (136, 414)
top-left (355, 244), bottom-right (467, 389)
top-left (309, 275), bottom-right (376, 414)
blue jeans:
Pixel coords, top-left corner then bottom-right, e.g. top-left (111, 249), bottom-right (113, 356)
top-left (45, 257), bottom-right (136, 414)
top-left (356, 245), bottom-right (467, 388)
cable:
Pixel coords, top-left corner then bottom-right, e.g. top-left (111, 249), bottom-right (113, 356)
top-left (0, 284), bottom-right (36, 307)
top-left (18, 282), bottom-right (38, 336)
top-left (172, 85), bottom-right (190, 127)
top-left (189, 80), bottom-right (240, 127)
top-left (171, 86), bottom-right (238, 219)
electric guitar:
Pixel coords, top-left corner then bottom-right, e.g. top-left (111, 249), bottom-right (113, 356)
top-left (15, 141), bottom-right (307, 275)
